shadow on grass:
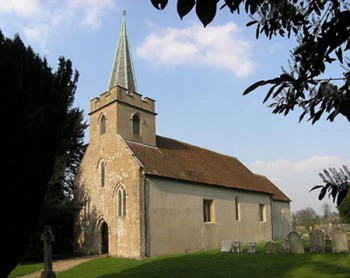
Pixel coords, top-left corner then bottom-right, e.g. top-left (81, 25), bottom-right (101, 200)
top-left (58, 250), bottom-right (350, 278)
top-left (99, 253), bottom-right (349, 278)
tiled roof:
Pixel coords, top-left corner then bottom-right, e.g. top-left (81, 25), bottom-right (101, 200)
top-left (125, 136), bottom-right (290, 202)
top-left (254, 174), bottom-right (291, 202)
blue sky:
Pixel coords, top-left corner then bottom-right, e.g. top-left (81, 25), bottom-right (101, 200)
top-left (1, 0), bottom-right (349, 215)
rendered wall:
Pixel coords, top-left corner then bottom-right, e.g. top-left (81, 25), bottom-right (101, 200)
top-left (146, 177), bottom-right (274, 257)
top-left (271, 200), bottom-right (291, 240)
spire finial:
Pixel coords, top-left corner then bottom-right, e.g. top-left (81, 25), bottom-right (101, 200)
top-left (122, 9), bottom-right (126, 17)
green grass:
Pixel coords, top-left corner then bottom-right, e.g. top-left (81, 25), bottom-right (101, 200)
top-left (11, 243), bottom-right (350, 278)
top-left (8, 262), bottom-right (43, 277)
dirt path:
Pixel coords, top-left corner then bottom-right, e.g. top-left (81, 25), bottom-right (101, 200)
top-left (19, 255), bottom-right (102, 278)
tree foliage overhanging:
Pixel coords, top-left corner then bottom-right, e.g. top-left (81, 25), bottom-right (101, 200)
top-left (310, 165), bottom-right (350, 214)
top-left (150, 0), bottom-right (350, 123)
top-left (0, 30), bottom-right (86, 277)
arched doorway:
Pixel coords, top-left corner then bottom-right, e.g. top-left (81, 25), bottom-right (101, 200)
top-left (101, 222), bottom-right (109, 254)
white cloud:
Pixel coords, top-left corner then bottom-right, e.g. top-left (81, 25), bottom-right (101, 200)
top-left (67, 0), bottom-right (115, 29)
top-left (22, 24), bottom-right (50, 53)
top-left (250, 155), bottom-right (348, 214)
top-left (136, 22), bottom-right (256, 78)
top-left (0, 0), bottom-right (116, 52)
top-left (0, 0), bottom-right (44, 18)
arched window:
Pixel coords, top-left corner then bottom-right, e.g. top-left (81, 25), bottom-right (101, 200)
top-left (132, 114), bottom-right (140, 135)
top-left (100, 115), bottom-right (106, 135)
top-left (81, 192), bottom-right (90, 219)
top-left (117, 187), bottom-right (126, 217)
top-left (101, 161), bottom-right (105, 187)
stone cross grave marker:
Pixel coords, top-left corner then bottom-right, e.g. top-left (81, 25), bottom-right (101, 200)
top-left (40, 226), bottom-right (56, 278)
top-left (232, 241), bottom-right (242, 253)
top-left (248, 242), bottom-right (256, 254)
top-left (309, 229), bottom-right (325, 253)
top-left (331, 228), bottom-right (349, 253)
top-left (265, 241), bottom-right (277, 254)
top-left (221, 240), bottom-right (232, 252)
top-left (288, 231), bottom-right (305, 254)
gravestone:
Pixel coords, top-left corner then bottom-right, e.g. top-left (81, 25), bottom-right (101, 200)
top-left (331, 228), bottom-right (349, 253)
top-left (265, 241), bottom-right (277, 254)
top-left (232, 241), bottom-right (243, 253)
top-left (248, 242), bottom-right (256, 254)
top-left (288, 231), bottom-right (305, 254)
top-left (281, 239), bottom-right (291, 253)
top-left (309, 229), bottom-right (325, 252)
top-left (40, 226), bottom-right (56, 278)
top-left (221, 240), bottom-right (232, 252)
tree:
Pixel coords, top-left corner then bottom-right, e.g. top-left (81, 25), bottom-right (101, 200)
top-left (0, 30), bottom-right (83, 277)
top-left (24, 84), bottom-right (87, 259)
top-left (310, 165), bottom-right (350, 206)
top-left (150, 0), bottom-right (350, 124)
top-left (338, 191), bottom-right (350, 224)
top-left (292, 207), bottom-right (320, 228)
top-left (322, 203), bottom-right (332, 220)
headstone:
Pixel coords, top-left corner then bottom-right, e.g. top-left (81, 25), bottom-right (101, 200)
top-left (331, 228), bottom-right (349, 253)
top-left (232, 241), bottom-right (243, 253)
top-left (281, 239), bottom-right (291, 253)
top-left (40, 226), bottom-right (56, 278)
top-left (288, 231), bottom-right (305, 254)
top-left (309, 229), bottom-right (325, 252)
top-left (248, 242), bottom-right (256, 254)
top-left (221, 240), bottom-right (232, 252)
top-left (265, 241), bottom-right (277, 254)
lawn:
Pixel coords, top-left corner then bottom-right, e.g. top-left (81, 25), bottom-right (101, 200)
top-left (11, 244), bottom-right (350, 278)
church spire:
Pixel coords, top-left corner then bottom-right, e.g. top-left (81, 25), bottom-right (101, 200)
top-left (108, 10), bottom-right (138, 92)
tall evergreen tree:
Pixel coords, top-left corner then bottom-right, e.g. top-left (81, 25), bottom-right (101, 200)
top-left (0, 30), bottom-right (85, 277)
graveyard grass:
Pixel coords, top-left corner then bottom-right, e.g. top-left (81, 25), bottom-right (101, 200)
top-left (11, 242), bottom-right (350, 278)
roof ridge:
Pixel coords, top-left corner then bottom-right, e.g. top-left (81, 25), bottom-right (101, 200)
top-left (156, 134), bottom-right (242, 162)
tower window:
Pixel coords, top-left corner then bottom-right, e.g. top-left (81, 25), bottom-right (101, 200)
top-left (101, 162), bottom-right (105, 187)
top-left (133, 114), bottom-right (140, 135)
top-left (100, 115), bottom-right (106, 135)
top-left (117, 187), bottom-right (126, 217)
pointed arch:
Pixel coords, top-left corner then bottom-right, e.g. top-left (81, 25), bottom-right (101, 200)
top-left (130, 112), bottom-right (144, 136)
top-left (99, 114), bottom-right (106, 135)
top-left (96, 217), bottom-right (109, 254)
top-left (113, 183), bottom-right (127, 217)
top-left (97, 159), bottom-right (106, 187)
top-left (78, 189), bottom-right (91, 219)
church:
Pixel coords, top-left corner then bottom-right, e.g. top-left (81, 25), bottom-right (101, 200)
top-left (74, 13), bottom-right (291, 258)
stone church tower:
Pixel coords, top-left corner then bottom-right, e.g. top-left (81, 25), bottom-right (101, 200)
top-left (74, 13), bottom-right (156, 257)
top-left (74, 12), bottom-right (291, 258)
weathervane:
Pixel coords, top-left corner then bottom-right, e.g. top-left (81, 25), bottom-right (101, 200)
top-left (123, 9), bottom-right (126, 17)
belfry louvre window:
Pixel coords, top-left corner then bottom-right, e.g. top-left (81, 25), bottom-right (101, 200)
top-left (101, 162), bottom-right (105, 187)
top-left (133, 115), bottom-right (140, 135)
top-left (203, 199), bottom-right (214, 223)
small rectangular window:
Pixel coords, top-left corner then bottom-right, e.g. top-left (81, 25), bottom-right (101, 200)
top-left (203, 199), bottom-right (214, 223)
top-left (235, 196), bottom-right (240, 221)
top-left (259, 204), bottom-right (265, 222)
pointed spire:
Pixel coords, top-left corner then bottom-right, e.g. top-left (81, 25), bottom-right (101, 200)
top-left (108, 10), bottom-right (138, 92)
